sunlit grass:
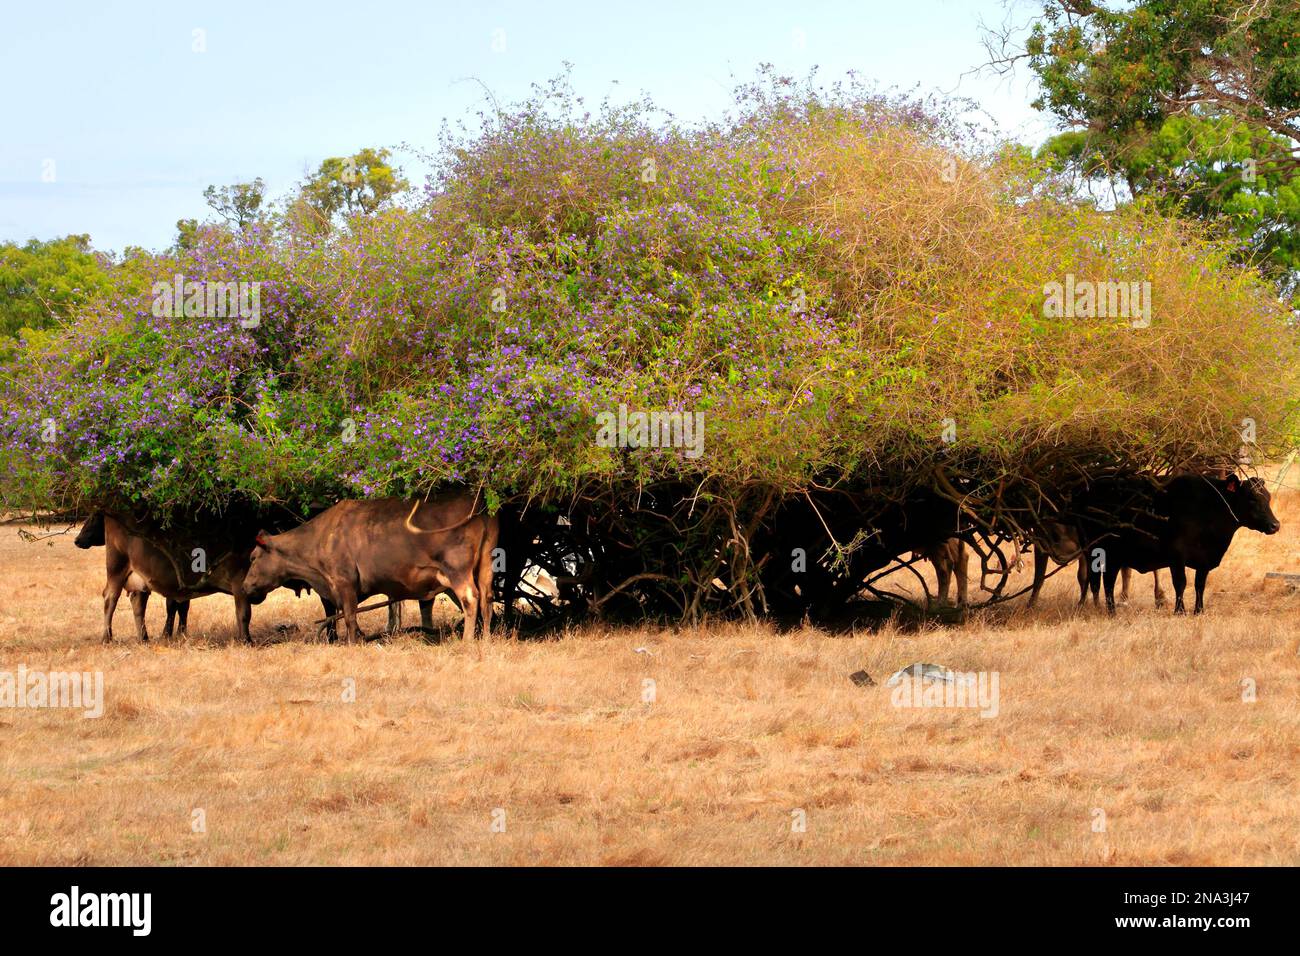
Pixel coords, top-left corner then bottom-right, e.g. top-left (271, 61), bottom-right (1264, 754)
top-left (1, 479), bottom-right (1298, 865)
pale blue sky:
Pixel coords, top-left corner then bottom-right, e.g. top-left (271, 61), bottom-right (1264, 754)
top-left (1, 0), bottom-right (1050, 252)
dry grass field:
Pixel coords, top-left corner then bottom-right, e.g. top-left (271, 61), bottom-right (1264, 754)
top-left (2, 484), bottom-right (1299, 866)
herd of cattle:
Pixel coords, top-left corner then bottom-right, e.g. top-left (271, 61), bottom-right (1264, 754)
top-left (76, 494), bottom-right (497, 644)
top-left (70, 473), bottom-right (1280, 644)
top-left (914, 474), bottom-right (1278, 611)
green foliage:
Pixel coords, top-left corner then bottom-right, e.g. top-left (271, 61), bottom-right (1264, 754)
top-left (1025, 0), bottom-right (1300, 300)
top-left (297, 147), bottom-right (409, 224)
top-left (0, 235), bottom-right (115, 338)
top-left (203, 178), bottom-right (267, 231)
top-left (175, 218), bottom-right (201, 251)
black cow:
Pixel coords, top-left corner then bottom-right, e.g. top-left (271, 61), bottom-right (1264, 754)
top-left (1027, 518), bottom-right (1164, 609)
top-left (1077, 475), bottom-right (1279, 614)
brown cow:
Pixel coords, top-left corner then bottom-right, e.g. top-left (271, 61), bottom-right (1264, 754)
top-left (75, 513), bottom-right (191, 640)
top-left (913, 539), bottom-right (969, 607)
top-left (242, 495), bottom-right (498, 644)
top-left (76, 511), bottom-right (415, 644)
top-left (75, 511), bottom-right (258, 643)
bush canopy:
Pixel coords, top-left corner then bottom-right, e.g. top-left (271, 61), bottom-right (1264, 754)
top-left (2, 71), bottom-right (1297, 620)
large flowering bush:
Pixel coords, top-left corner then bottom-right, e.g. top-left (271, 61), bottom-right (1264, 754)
top-left (3, 73), bottom-right (1297, 534)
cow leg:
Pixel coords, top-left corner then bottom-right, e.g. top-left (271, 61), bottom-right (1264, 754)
top-left (455, 577), bottom-right (478, 642)
top-left (933, 558), bottom-right (952, 608)
top-left (129, 590), bottom-right (151, 642)
top-left (340, 591), bottom-right (361, 645)
top-left (1193, 568), bottom-right (1209, 615)
top-left (1102, 564), bottom-right (1119, 615)
top-left (462, 588), bottom-right (478, 642)
top-left (419, 599), bottom-right (434, 631)
top-left (1119, 567), bottom-right (1131, 606)
top-left (1074, 556), bottom-right (1088, 606)
top-left (1169, 565), bottom-right (1187, 615)
top-left (162, 597), bottom-right (187, 639)
top-left (1088, 559), bottom-right (1102, 606)
top-left (176, 599), bottom-right (190, 636)
top-left (233, 591), bottom-right (253, 644)
top-left (1028, 549), bottom-right (1048, 608)
top-left (101, 549), bottom-right (131, 643)
top-left (1152, 570), bottom-right (1167, 608)
top-left (477, 550), bottom-right (495, 640)
top-left (953, 542), bottom-right (968, 608)
top-left (386, 601), bottom-right (403, 635)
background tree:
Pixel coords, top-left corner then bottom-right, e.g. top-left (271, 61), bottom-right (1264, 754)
top-left (203, 178), bottom-right (267, 231)
top-left (297, 148), bottom-right (409, 224)
top-left (174, 218), bottom-right (200, 251)
top-left (989, 0), bottom-right (1300, 300)
top-left (0, 235), bottom-right (114, 338)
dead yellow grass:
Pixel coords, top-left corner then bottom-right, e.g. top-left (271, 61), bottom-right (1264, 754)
top-left (2, 483), bottom-right (1299, 866)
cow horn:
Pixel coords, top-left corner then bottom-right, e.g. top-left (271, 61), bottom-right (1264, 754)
top-left (255, 531), bottom-right (271, 548)
top-left (404, 495), bottom-right (480, 535)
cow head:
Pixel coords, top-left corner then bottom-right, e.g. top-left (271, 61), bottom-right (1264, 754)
top-left (1225, 476), bottom-right (1281, 535)
top-left (73, 512), bottom-right (106, 549)
top-left (243, 530), bottom-right (289, 604)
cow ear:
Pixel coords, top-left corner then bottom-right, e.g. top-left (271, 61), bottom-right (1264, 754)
top-left (1225, 475), bottom-right (1239, 493)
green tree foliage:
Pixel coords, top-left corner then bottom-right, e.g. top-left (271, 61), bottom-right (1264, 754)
top-left (297, 147), bottom-right (409, 223)
top-left (1009, 0), bottom-right (1300, 299)
top-left (0, 235), bottom-right (114, 338)
top-left (175, 218), bottom-right (201, 251)
top-left (202, 178), bottom-right (267, 231)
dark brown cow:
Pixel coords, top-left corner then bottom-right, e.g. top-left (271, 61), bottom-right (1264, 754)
top-left (75, 512), bottom-right (257, 643)
top-left (1078, 474), bottom-right (1279, 614)
top-left (242, 495), bottom-right (498, 644)
top-left (78, 511), bottom-right (436, 644)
